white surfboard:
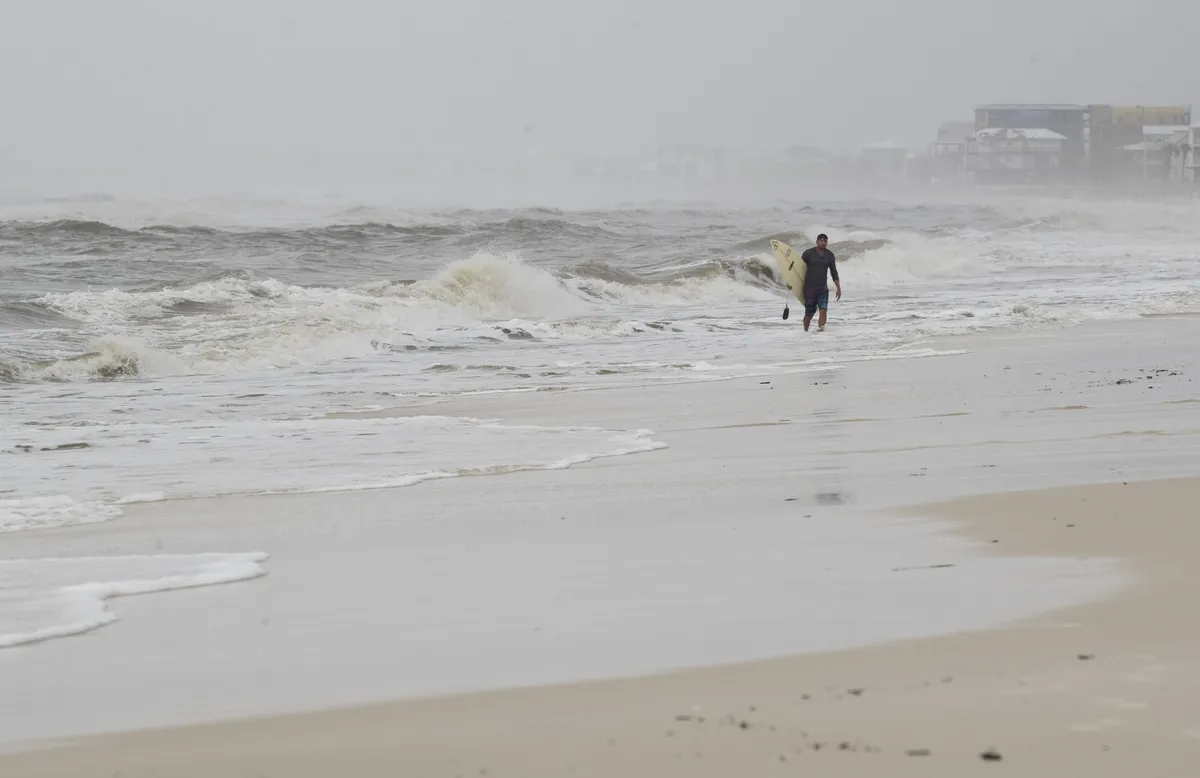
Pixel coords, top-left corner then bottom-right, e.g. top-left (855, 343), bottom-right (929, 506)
top-left (770, 239), bottom-right (806, 302)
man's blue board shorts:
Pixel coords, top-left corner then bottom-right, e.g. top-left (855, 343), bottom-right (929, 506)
top-left (803, 287), bottom-right (829, 317)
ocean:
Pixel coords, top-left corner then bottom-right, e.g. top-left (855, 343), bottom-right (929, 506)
top-left (4, 192), bottom-right (1199, 536)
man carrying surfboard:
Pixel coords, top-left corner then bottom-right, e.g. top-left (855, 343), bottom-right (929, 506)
top-left (800, 233), bottom-right (841, 332)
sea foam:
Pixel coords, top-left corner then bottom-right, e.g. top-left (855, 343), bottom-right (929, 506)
top-left (2, 415), bottom-right (667, 532)
top-left (0, 552), bottom-right (269, 648)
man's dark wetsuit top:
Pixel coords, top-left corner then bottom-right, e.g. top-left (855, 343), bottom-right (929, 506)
top-left (800, 247), bottom-right (838, 295)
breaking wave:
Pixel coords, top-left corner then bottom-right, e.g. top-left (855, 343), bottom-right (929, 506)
top-left (847, 233), bottom-right (996, 289)
top-left (1, 228), bottom-right (1015, 383)
top-left (0, 336), bottom-right (184, 383)
top-left (2, 252), bottom-right (766, 382)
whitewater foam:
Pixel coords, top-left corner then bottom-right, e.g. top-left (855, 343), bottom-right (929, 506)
top-left (1, 415), bottom-right (667, 532)
top-left (17, 335), bottom-right (187, 382)
top-left (8, 251), bottom-right (801, 383)
top-left (571, 273), bottom-right (777, 306)
top-left (0, 496), bottom-right (121, 534)
top-left (115, 492), bottom-right (167, 505)
top-left (404, 253), bottom-right (592, 320)
top-left (0, 552), bottom-right (269, 648)
top-left (846, 232), bottom-right (996, 290)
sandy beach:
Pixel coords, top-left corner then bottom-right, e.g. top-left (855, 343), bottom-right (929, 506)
top-left (3, 314), bottom-right (1199, 776)
top-left (9, 478), bottom-right (1200, 778)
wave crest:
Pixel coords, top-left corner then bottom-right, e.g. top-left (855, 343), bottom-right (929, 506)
top-left (399, 253), bottom-right (591, 320)
top-left (1, 336), bottom-right (183, 383)
top-left (12, 251), bottom-right (786, 382)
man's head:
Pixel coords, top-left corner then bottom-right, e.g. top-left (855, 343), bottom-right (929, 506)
top-left (816, 233), bottom-right (828, 250)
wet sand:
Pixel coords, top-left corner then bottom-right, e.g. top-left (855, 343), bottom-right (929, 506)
top-left (5, 476), bottom-right (1200, 777)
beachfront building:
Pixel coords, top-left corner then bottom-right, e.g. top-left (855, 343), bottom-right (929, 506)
top-left (973, 104), bottom-right (1088, 180)
top-left (964, 128), bottom-right (1066, 184)
top-left (1114, 125), bottom-right (1192, 181)
top-left (928, 121), bottom-right (974, 183)
top-left (1190, 125), bottom-right (1200, 183)
top-left (1163, 127), bottom-right (1196, 183)
top-left (1088, 105), bottom-right (1192, 182)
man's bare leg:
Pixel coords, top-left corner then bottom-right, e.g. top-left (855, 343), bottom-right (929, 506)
top-left (818, 308), bottom-right (827, 331)
top-left (803, 314), bottom-right (811, 331)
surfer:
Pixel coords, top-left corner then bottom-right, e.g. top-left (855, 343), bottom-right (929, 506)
top-left (800, 234), bottom-right (841, 332)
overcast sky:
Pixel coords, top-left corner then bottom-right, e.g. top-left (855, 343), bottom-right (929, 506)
top-left (1, 0), bottom-right (1197, 196)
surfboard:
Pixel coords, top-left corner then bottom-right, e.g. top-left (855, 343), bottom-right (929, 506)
top-left (771, 239), bottom-right (806, 301)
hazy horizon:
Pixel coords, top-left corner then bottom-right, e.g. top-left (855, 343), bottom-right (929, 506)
top-left (2, 0), bottom-right (1197, 202)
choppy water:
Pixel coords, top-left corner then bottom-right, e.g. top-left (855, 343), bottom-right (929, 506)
top-left (3, 192), bottom-right (1200, 534)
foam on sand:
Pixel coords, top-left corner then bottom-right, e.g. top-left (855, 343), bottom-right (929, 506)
top-left (2, 415), bottom-right (667, 531)
top-left (0, 552), bottom-right (269, 648)
top-left (0, 496), bottom-right (122, 534)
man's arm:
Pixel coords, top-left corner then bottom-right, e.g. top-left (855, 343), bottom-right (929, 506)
top-left (829, 253), bottom-right (842, 300)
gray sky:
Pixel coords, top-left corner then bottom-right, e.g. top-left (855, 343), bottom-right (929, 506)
top-left (1, 0), bottom-right (1197, 197)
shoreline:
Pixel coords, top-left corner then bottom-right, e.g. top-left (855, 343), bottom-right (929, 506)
top-left (2, 314), bottom-right (1198, 774)
top-left (4, 475), bottom-right (1199, 776)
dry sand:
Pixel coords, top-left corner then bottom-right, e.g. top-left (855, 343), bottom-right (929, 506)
top-left (5, 476), bottom-right (1199, 777)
